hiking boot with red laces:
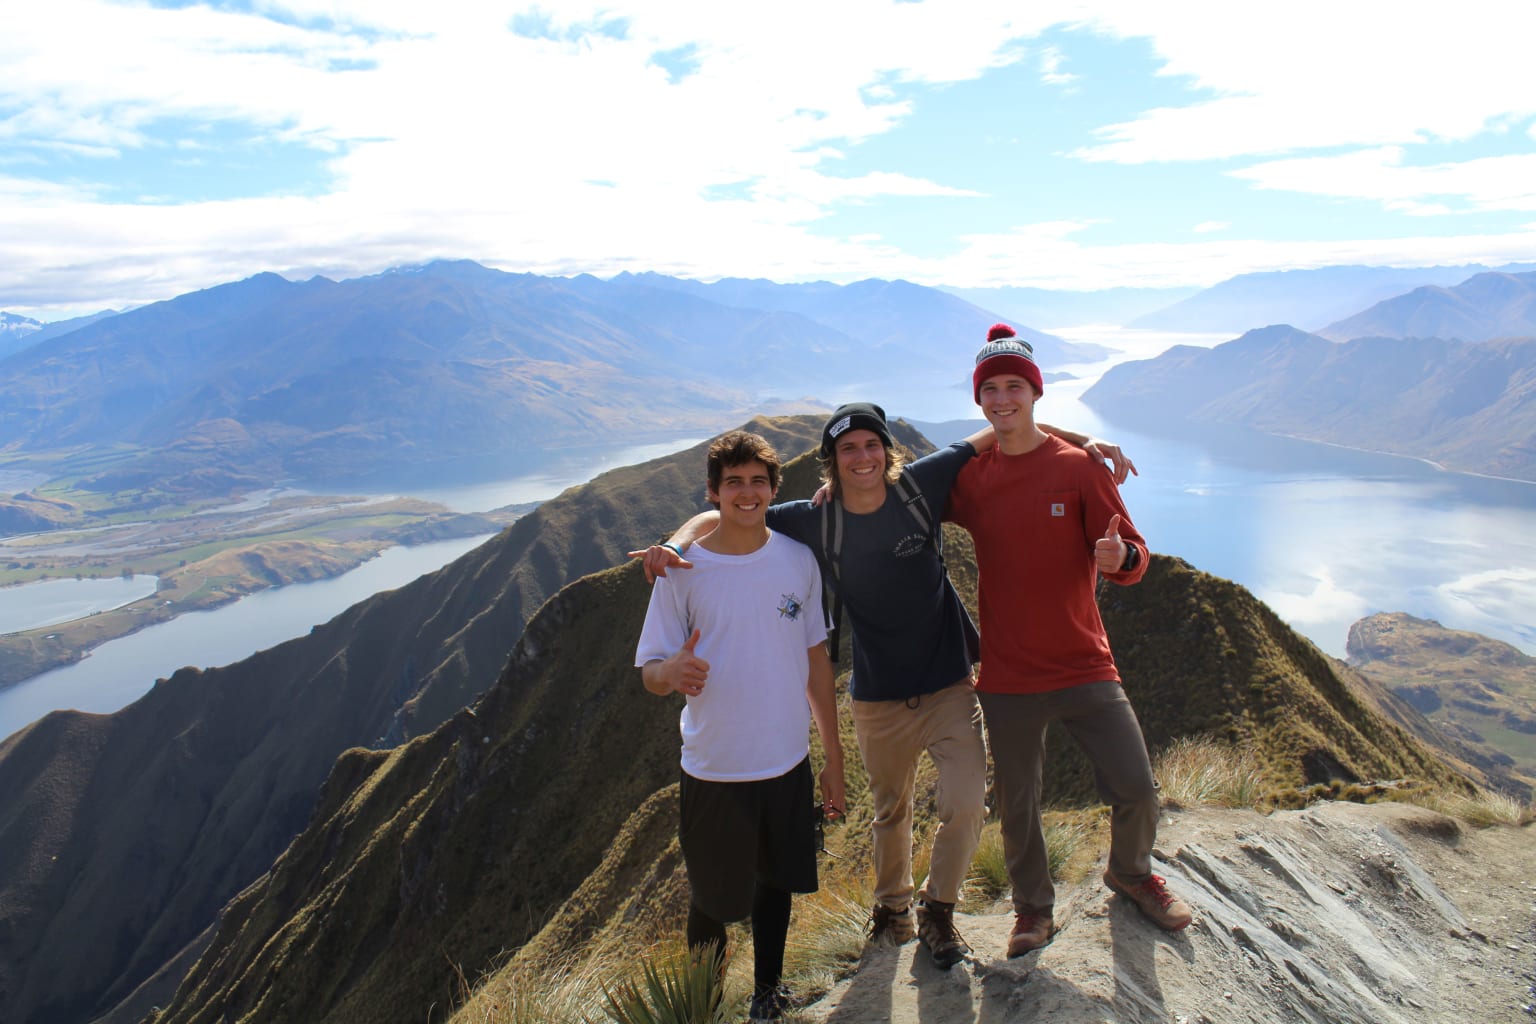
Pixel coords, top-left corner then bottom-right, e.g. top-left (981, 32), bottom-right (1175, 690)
top-left (1103, 870), bottom-right (1193, 930)
top-left (868, 903), bottom-right (915, 945)
top-left (916, 899), bottom-right (971, 969)
top-left (1007, 912), bottom-right (1053, 957)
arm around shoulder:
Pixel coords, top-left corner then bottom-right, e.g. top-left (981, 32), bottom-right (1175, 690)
top-left (627, 510), bottom-right (720, 582)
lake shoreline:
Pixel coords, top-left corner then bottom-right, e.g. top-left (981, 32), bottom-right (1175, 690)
top-left (0, 510), bottom-right (514, 691)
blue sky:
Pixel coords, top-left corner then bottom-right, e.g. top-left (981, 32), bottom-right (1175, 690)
top-left (3, 0), bottom-right (1535, 320)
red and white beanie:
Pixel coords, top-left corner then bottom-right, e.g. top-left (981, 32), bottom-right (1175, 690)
top-left (972, 323), bottom-right (1042, 402)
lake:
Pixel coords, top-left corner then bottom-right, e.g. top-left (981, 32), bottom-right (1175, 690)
top-left (2, 329), bottom-right (1532, 741)
top-left (0, 537), bottom-right (492, 738)
top-left (0, 574), bottom-right (159, 634)
top-left (855, 325), bottom-right (1536, 663)
top-left (0, 436), bottom-right (705, 740)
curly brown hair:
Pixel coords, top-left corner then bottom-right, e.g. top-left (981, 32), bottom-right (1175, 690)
top-left (706, 431), bottom-right (782, 498)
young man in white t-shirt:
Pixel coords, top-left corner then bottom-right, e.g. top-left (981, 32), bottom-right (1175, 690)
top-left (635, 430), bottom-right (845, 1022)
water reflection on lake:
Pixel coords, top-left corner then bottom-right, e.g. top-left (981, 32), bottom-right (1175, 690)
top-left (0, 537), bottom-right (491, 739)
top-left (0, 575), bottom-right (159, 634)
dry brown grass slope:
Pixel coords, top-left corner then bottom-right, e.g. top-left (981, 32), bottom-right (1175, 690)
top-left (0, 415), bottom-right (826, 1024)
top-left (151, 560), bottom-right (679, 1024)
top-left (1347, 611), bottom-right (1536, 794)
top-left (144, 502), bottom-right (1481, 1024)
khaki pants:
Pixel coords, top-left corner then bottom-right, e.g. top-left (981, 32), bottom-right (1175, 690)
top-left (979, 681), bottom-right (1159, 916)
top-left (852, 680), bottom-right (988, 909)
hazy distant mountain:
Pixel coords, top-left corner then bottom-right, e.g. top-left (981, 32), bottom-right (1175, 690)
top-left (615, 271), bottom-right (1107, 363)
top-left (938, 283), bottom-right (1198, 330)
top-left (0, 312), bottom-right (41, 361)
top-left (1, 310), bottom-right (123, 364)
top-left (0, 262), bottom-right (1081, 496)
top-left (1083, 325), bottom-right (1536, 480)
top-left (1319, 271), bottom-right (1536, 342)
top-left (1128, 263), bottom-right (1536, 334)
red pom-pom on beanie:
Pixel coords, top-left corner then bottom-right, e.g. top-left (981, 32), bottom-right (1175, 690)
top-left (987, 323), bottom-right (1016, 342)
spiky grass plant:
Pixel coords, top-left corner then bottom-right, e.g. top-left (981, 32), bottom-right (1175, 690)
top-left (1153, 735), bottom-right (1268, 809)
top-left (597, 946), bottom-right (728, 1024)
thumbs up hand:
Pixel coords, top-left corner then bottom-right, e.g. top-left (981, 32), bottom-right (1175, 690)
top-left (1094, 514), bottom-right (1127, 574)
top-left (662, 628), bottom-right (710, 696)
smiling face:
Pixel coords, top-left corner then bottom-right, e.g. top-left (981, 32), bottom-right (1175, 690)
top-left (832, 428), bottom-right (890, 501)
top-left (977, 372), bottom-right (1039, 437)
top-left (707, 457), bottom-right (777, 530)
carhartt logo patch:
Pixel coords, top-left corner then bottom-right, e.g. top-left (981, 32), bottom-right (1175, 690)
top-left (1050, 502), bottom-right (1065, 517)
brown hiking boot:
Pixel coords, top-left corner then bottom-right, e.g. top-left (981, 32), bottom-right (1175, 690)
top-left (868, 903), bottom-right (915, 945)
top-left (1103, 870), bottom-right (1193, 930)
top-left (1007, 912), bottom-right (1053, 957)
top-left (915, 899), bottom-right (971, 969)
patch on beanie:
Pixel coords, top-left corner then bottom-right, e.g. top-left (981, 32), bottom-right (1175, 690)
top-left (828, 414), bottom-right (852, 439)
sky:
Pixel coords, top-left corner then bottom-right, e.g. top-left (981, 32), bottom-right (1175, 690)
top-left (3, 0), bottom-right (1536, 321)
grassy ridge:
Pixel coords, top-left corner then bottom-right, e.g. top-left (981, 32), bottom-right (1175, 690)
top-left (145, 508), bottom-right (1483, 1024)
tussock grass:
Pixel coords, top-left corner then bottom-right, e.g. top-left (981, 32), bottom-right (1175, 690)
top-left (448, 873), bottom-right (866, 1024)
top-left (1153, 735), bottom-right (1535, 828)
top-left (963, 812), bottom-right (1099, 910)
top-left (965, 823), bottom-right (1009, 905)
top-left (1153, 735), bottom-right (1268, 809)
top-left (779, 884), bottom-right (872, 994)
top-left (446, 946), bottom-right (612, 1024)
top-left (1405, 786), bottom-right (1536, 827)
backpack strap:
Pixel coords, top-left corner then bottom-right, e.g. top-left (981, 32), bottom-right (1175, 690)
top-left (890, 468), bottom-right (939, 553)
top-left (893, 467), bottom-right (980, 661)
top-left (819, 497), bottom-right (846, 661)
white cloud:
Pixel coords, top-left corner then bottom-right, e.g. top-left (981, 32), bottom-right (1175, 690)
top-left (932, 221), bottom-right (1536, 290)
top-left (1192, 221), bottom-right (1228, 234)
top-left (1233, 148), bottom-right (1536, 215)
top-left (1037, 44), bottom-right (1078, 88)
top-left (1073, 1), bottom-right (1536, 163)
top-left (3, 0), bottom-right (1536, 316)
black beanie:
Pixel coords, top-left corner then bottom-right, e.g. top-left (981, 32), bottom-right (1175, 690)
top-left (821, 402), bottom-right (894, 457)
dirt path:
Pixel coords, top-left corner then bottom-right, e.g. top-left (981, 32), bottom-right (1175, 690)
top-left (802, 801), bottom-right (1534, 1023)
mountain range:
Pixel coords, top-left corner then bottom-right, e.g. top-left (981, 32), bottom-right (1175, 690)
top-left (1126, 262), bottom-right (1536, 335)
top-left (1082, 325), bottom-right (1536, 481)
top-left (0, 416), bottom-right (1505, 1024)
top-left (1319, 270), bottom-right (1536, 342)
top-left (7, 259), bottom-right (1536, 505)
top-left (0, 263), bottom-right (1105, 497)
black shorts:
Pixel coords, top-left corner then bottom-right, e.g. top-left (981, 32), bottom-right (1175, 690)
top-left (679, 756), bottom-right (819, 923)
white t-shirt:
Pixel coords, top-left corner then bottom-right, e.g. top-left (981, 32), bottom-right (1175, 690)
top-left (635, 532), bottom-right (827, 782)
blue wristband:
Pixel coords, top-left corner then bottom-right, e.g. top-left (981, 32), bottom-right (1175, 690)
top-left (661, 542), bottom-right (684, 557)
